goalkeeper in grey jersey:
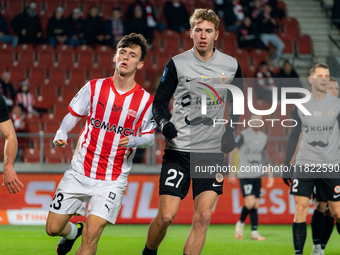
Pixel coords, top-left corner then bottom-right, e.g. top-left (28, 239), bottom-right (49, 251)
top-left (283, 63), bottom-right (340, 255)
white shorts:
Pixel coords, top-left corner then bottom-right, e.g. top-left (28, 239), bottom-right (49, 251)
top-left (49, 169), bottom-right (127, 224)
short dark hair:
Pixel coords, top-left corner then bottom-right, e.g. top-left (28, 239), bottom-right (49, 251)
top-left (116, 33), bottom-right (148, 61)
top-left (310, 63), bottom-right (328, 76)
top-left (330, 76), bottom-right (337, 82)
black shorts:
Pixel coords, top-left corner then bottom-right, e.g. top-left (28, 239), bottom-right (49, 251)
top-left (159, 150), bottom-right (224, 199)
top-left (290, 178), bottom-right (340, 202)
top-left (239, 178), bottom-right (262, 198)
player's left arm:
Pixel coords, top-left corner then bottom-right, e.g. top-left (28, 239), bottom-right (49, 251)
top-left (119, 103), bottom-right (156, 148)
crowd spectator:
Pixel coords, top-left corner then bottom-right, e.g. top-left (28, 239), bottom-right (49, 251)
top-left (83, 6), bottom-right (111, 46)
top-left (11, 2), bottom-right (43, 45)
top-left (247, 0), bottom-right (263, 20)
top-left (256, 4), bottom-right (284, 64)
top-left (222, 0), bottom-right (245, 32)
top-left (47, 7), bottom-right (70, 48)
top-left (164, 0), bottom-right (190, 33)
top-left (0, 11), bottom-right (18, 48)
top-left (15, 80), bottom-right (38, 116)
top-left (106, 7), bottom-right (125, 48)
top-left (11, 105), bottom-right (28, 162)
top-left (276, 60), bottom-right (303, 98)
top-left (237, 16), bottom-right (267, 49)
top-left (0, 71), bottom-right (16, 112)
top-left (125, 4), bottom-right (154, 47)
top-left (67, 8), bottom-right (85, 48)
top-left (255, 61), bottom-right (277, 103)
top-left (332, 0), bottom-right (340, 30)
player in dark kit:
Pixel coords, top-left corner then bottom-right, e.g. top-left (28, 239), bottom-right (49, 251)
top-left (283, 63), bottom-right (340, 255)
top-left (142, 8), bottom-right (243, 255)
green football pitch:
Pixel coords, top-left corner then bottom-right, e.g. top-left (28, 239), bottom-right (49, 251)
top-left (0, 224), bottom-right (339, 254)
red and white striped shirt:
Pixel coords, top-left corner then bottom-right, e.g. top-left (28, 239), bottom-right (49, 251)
top-left (69, 77), bottom-right (156, 181)
top-left (16, 92), bottom-right (35, 113)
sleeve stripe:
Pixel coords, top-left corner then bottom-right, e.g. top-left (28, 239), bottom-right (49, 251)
top-left (68, 106), bottom-right (86, 118)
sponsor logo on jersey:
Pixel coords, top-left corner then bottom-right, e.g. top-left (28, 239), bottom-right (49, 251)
top-left (303, 125), bottom-right (334, 133)
top-left (219, 75), bottom-right (228, 84)
top-left (90, 117), bottom-right (132, 136)
top-left (313, 111), bottom-right (322, 116)
top-left (112, 104), bottom-right (123, 112)
top-left (201, 76), bottom-right (212, 83)
top-left (196, 82), bottom-right (223, 106)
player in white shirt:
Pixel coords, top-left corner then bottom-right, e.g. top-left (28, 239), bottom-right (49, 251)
top-left (45, 33), bottom-right (156, 255)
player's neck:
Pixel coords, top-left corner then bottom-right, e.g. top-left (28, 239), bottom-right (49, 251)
top-left (193, 47), bottom-right (214, 62)
top-left (312, 89), bottom-right (327, 102)
top-left (113, 71), bottom-right (136, 92)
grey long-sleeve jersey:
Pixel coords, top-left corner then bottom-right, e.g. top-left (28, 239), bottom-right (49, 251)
top-left (153, 48), bottom-right (243, 153)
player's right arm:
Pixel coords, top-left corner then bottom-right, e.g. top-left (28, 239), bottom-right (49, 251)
top-left (282, 106), bottom-right (302, 186)
top-left (53, 83), bottom-right (91, 147)
top-left (153, 60), bottom-right (178, 140)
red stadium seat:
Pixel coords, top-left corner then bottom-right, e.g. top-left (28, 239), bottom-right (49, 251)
top-left (44, 147), bottom-right (65, 163)
top-left (23, 148), bottom-right (40, 163)
top-left (35, 87), bottom-right (57, 110)
top-left (74, 45), bottom-right (94, 68)
top-left (160, 30), bottom-right (182, 55)
top-left (0, 43), bottom-right (15, 69)
top-left (34, 44), bottom-right (55, 68)
top-left (9, 67), bottom-right (26, 87)
top-left (58, 87), bottom-right (76, 104)
top-left (88, 69), bottom-right (105, 80)
top-left (47, 68), bottom-right (67, 87)
top-left (6, 0), bottom-right (24, 16)
top-left (29, 68), bottom-right (46, 88)
top-left (13, 44), bottom-right (34, 68)
top-left (55, 44), bottom-right (75, 68)
top-left (295, 34), bottom-right (313, 59)
top-left (94, 45), bottom-right (114, 70)
top-left (53, 103), bottom-right (71, 121)
top-left (67, 68), bottom-right (86, 87)
top-left (249, 49), bottom-right (270, 69)
top-left (283, 24), bottom-right (300, 40)
top-left (64, 0), bottom-right (81, 17)
top-left (44, 0), bottom-right (63, 14)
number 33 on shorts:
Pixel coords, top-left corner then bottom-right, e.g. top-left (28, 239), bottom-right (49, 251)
top-left (50, 193), bottom-right (64, 210)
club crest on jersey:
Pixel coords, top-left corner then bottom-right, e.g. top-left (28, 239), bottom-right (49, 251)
top-left (201, 76), bottom-right (212, 83)
top-left (334, 185), bottom-right (340, 194)
top-left (219, 75), bottom-right (228, 84)
top-left (328, 109), bottom-right (335, 117)
top-left (128, 109), bottom-right (137, 118)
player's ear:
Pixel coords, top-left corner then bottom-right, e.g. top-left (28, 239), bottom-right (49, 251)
top-left (137, 61), bottom-right (144, 70)
top-left (189, 29), bottom-right (193, 39)
top-left (308, 75), bottom-right (312, 85)
top-left (215, 30), bottom-right (219, 40)
top-left (113, 54), bottom-right (117, 63)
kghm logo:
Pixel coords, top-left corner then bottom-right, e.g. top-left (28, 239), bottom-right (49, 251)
top-left (197, 82), bottom-right (223, 115)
